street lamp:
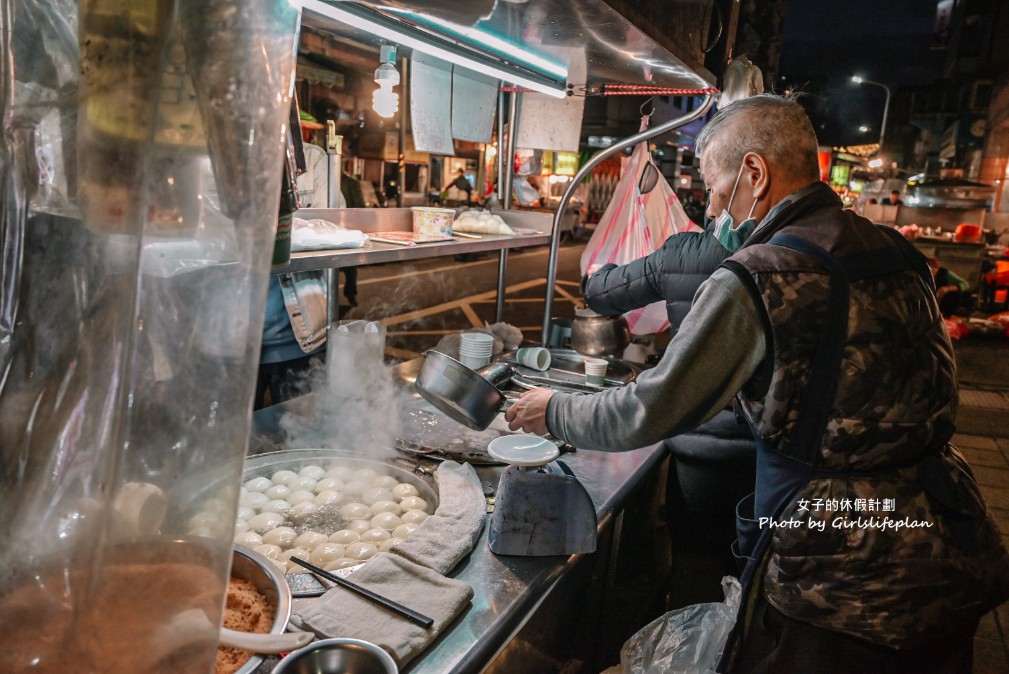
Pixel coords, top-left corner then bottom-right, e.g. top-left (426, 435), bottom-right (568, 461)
top-left (852, 75), bottom-right (891, 154)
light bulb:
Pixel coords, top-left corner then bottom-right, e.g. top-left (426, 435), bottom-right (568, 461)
top-left (373, 83), bottom-right (399, 118)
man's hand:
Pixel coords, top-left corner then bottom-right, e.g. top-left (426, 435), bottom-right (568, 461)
top-left (504, 387), bottom-right (555, 436)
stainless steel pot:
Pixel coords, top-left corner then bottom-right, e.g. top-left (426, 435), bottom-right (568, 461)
top-left (570, 313), bottom-right (631, 357)
top-left (414, 350), bottom-right (505, 430)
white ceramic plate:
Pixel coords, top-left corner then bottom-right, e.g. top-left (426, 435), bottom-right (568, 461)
top-left (487, 434), bottom-right (560, 467)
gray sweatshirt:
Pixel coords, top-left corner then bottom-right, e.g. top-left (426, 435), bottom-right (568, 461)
top-left (546, 267), bottom-right (766, 451)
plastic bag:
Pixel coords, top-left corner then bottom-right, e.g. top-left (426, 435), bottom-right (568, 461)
top-left (580, 116), bottom-right (700, 335)
top-left (291, 217), bottom-right (368, 251)
top-left (604, 576), bottom-right (741, 674)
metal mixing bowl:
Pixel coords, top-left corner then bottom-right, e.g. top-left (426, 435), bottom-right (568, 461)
top-left (232, 544), bottom-right (294, 674)
top-left (271, 638), bottom-right (398, 674)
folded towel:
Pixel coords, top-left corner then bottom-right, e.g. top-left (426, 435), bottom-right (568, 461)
top-left (391, 460), bottom-right (487, 575)
top-left (289, 552), bottom-right (473, 668)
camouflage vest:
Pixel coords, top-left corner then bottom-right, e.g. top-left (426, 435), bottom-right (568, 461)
top-left (724, 184), bottom-right (1009, 648)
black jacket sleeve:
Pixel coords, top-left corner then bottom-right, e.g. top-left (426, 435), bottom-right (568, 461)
top-left (583, 248), bottom-right (665, 316)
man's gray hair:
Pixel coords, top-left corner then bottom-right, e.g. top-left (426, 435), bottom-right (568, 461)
top-left (695, 94), bottom-right (820, 184)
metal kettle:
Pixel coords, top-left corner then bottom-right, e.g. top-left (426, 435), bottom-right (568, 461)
top-left (570, 309), bottom-right (631, 357)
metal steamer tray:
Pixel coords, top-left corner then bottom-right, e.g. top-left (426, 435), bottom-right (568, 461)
top-left (495, 348), bottom-right (639, 393)
top-left (243, 449), bottom-right (438, 596)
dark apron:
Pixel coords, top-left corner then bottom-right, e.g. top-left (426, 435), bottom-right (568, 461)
top-left (718, 229), bottom-right (933, 672)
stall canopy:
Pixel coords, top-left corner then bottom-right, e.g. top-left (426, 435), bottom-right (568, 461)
top-left (302, 0), bottom-right (716, 93)
top-left (302, 0), bottom-right (719, 156)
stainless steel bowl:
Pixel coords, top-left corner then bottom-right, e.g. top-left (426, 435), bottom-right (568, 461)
top-left (271, 638), bottom-right (398, 674)
top-left (232, 544), bottom-right (293, 674)
top-left (414, 350), bottom-right (505, 430)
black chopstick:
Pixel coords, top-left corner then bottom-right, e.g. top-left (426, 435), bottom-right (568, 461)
top-left (289, 556), bottom-right (435, 628)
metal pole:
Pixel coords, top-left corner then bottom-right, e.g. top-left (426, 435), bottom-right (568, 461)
top-left (495, 249), bottom-right (508, 322)
top-left (397, 57), bottom-right (408, 208)
top-left (496, 90), bottom-right (506, 204)
top-left (502, 91), bottom-right (520, 210)
top-left (853, 77), bottom-right (891, 155)
top-left (326, 268), bottom-right (340, 324)
top-left (540, 94), bottom-right (716, 347)
top-left (494, 91), bottom-right (520, 322)
top-left (879, 84), bottom-right (891, 154)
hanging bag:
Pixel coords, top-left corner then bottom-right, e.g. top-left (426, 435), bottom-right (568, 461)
top-left (580, 116), bottom-right (700, 335)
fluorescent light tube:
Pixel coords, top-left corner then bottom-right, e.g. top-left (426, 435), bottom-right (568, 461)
top-left (301, 0), bottom-right (568, 98)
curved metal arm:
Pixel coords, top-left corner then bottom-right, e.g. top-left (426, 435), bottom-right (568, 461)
top-left (540, 93), bottom-right (716, 346)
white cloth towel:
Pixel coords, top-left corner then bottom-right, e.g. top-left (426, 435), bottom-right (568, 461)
top-left (289, 553), bottom-right (473, 667)
top-left (391, 460), bottom-right (487, 575)
top-left (289, 461), bottom-right (487, 667)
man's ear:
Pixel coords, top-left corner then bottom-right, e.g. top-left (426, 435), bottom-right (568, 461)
top-left (742, 151), bottom-right (770, 200)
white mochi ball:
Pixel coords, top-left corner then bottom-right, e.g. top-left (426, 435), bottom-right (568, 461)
top-left (264, 484), bottom-right (292, 500)
top-left (234, 531), bottom-right (263, 547)
top-left (262, 526), bottom-right (298, 548)
top-left (248, 512), bottom-right (285, 533)
top-left (270, 470), bottom-right (299, 486)
top-left (299, 465), bottom-right (326, 480)
top-left (369, 500), bottom-right (402, 516)
top-left (239, 492), bottom-right (269, 510)
top-left (379, 538), bottom-right (404, 552)
top-left (329, 529), bottom-right (359, 545)
top-left (401, 510), bottom-right (429, 525)
top-left (360, 528), bottom-right (391, 543)
top-left (253, 543), bottom-right (281, 559)
top-left (370, 512), bottom-right (403, 531)
top-left (345, 541), bottom-right (378, 561)
top-left (314, 490), bottom-right (343, 507)
top-left (314, 478), bottom-right (343, 493)
top-left (399, 496), bottom-right (429, 512)
top-left (288, 501), bottom-right (321, 522)
top-left (325, 557), bottom-right (362, 571)
top-left (295, 531), bottom-right (329, 551)
top-left (393, 523), bottom-right (418, 539)
top-left (341, 503), bottom-right (372, 520)
top-left (261, 499), bottom-right (292, 515)
top-left (287, 490), bottom-right (316, 506)
top-left (391, 483), bottom-right (419, 500)
top-left (244, 476), bottom-right (272, 493)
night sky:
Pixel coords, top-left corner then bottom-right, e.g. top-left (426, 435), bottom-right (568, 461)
top-left (778, 0), bottom-right (948, 146)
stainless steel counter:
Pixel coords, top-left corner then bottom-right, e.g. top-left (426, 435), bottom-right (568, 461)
top-left (274, 208), bottom-right (553, 274)
top-left (250, 359), bottom-right (667, 673)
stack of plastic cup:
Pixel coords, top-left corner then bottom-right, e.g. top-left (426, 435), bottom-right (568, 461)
top-left (459, 332), bottom-right (494, 369)
top-left (584, 357), bottom-right (609, 386)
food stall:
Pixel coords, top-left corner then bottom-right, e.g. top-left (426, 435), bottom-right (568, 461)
top-left (1, 0), bottom-right (719, 672)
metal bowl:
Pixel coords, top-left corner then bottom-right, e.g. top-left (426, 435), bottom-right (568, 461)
top-left (232, 544), bottom-right (294, 674)
top-left (271, 638), bottom-right (398, 674)
top-left (414, 350), bottom-right (505, 430)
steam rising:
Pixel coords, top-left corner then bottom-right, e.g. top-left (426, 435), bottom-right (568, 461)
top-left (279, 321), bottom-right (403, 457)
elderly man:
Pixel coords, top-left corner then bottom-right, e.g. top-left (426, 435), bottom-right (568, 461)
top-left (506, 95), bottom-right (1009, 672)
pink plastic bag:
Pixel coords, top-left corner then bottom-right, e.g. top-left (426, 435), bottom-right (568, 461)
top-left (580, 116), bottom-right (701, 335)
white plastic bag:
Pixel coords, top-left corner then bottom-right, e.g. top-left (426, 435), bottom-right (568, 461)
top-left (605, 576), bottom-right (741, 674)
top-left (580, 116), bottom-right (700, 335)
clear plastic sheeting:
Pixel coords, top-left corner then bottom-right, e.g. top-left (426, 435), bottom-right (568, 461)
top-left (0, 0), bottom-right (300, 671)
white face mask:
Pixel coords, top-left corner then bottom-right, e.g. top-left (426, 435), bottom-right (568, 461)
top-left (712, 163), bottom-right (758, 252)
